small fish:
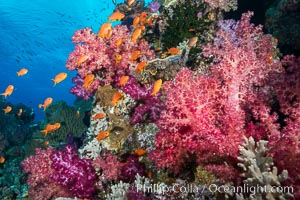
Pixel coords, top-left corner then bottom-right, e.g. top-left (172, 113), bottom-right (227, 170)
top-left (147, 172), bottom-right (153, 179)
top-left (93, 113), bottom-right (106, 120)
top-left (108, 11), bottom-right (125, 21)
top-left (127, 0), bottom-right (135, 6)
top-left (0, 156), bottom-right (5, 164)
top-left (151, 79), bottom-right (162, 96)
top-left (1, 85), bottom-right (14, 98)
top-left (132, 149), bottom-right (147, 156)
top-left (3, 106), bottom-right (12, 114)
top-left (110, 91), bottom-right (124, 106)
top-left (82, 74), bottom-right (95, 89)
top-left (115, 54), bottom-right (123, 64)
top-left (52, 72), bottom-right (67, 86)
top-left (168, 47), bottom-right (180, 55)
top-left (112, 0), bottom-right (116, 5)
top-left (38, 97), bottom-right (53, 111)
top-left (17, 108), bottom-right (22, 117)
top-left (76, 109), bottom-right (81, 118)
top-left (188, 37), bottom-right (198, 47)
top-left (130, 50), bottom-right (141, 61)
top-left (132, 16), bottom-right (140, 27)
top-left (98, 23), bottom-right (112, 39)
top-left (131, 27), bottom-right (142, 43)
top-left (77, 54), bottom-right (89, 66)
top-left (135, 61), bottom-right (147, 73)
top-left (120, 75), bottom-right (129, 86)
top-left (43, 141), bottom-right (49, 147)
top-left (40, 123), bottom-right (61, 135)
top-left (115, 38), bottom-right (123, 47)
top-left (96, 131), bottom-right (109, 141)
top-left (17, 68), bottom-right (28, 76)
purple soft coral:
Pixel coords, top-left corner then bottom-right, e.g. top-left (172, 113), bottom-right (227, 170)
top-left (148, 1), bottom-right (160, 13)
top-left (115, 75), bottom-right (164, 124)
top-left (120, 156), bottom-right (146, 182)
top-left (50, 145), bottom-right (96, 198)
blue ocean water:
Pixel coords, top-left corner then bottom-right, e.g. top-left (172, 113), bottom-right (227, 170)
top-left (0, 0), bottom-right (126, 121)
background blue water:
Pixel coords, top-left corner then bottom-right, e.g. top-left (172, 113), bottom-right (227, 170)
top-left (0, 0), bottom-right (128, 121)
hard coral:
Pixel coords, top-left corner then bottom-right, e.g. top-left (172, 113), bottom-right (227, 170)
top-left (50, 145), bottom-right (96, 198)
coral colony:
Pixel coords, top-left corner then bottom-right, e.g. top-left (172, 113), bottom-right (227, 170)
top-left (14, 0), bottom-right (300, 199)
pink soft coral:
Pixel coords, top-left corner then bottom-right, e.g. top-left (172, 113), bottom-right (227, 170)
top-left (267, 55), bottom-right (300, 198)
top-left (150, 12), bottom-right (284, 181)
top-left (66, 25), bottom-right (155, 99)
top-left (21, 147), bottom-right (72, 200)
top-left (149, 68), bottom-right (242, 181)
top-left (92, 152), bottom-right (123, 181)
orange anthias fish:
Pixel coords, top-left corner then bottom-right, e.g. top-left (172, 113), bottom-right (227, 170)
top-left (52, 72), bottom-right (67, 86)
top-left (40, 123), bottom-right (61, 135)
top-left (96, 131), bottom-right (109, 141)
top-left (115, 38), bottom-right (123, 47)
top-left (135, 61), bottom-right (147, 73)
top-left (120, 75), bottom-right (129, 86)
top-left (77, 54), bottom-right (89, 66)
top-left (130, 50), bottom-right (141, 61)
top-left (115, 54), bottom-right (123, 64)
top-left (132, 149), bottom-right (147, 156)
top-left (17, 108), bottom-right (22, 117)
top-left (3, 106), bottom-right (12, 114)
top-left (110, 91), bottom-right (124, 106)
top-left (131, 27), bottom-right (142, 43)
top-left (38, 97), bottom-right (53, 111)
top-left (1, 85), bottom-right (14, 98)
top-left (0, 156), bottom-right (5, 164)
top-left (108, 11), bottom-right (125, 21)
top-left (168, 47), bottom-right (180, 55)
top-left (82, 74), bottom-right (95, 89)
top-left (151, 79), bottom-right (162, 96)
top-left (188, 37), bottom-right (198, 47)
top-left (132, 16), bottom-right (140, 27)
top-left (127, 0), bottom-right (135, 6)
top-left (17, 68), bottom-right (28, 76)
top-left (98, 23), bottom-right (112, 39)
top-left (93, 113), bottom-right (106, 120)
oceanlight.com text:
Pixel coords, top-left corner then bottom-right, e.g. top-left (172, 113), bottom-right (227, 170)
top-left (135, 183), bottom-right (294, 196)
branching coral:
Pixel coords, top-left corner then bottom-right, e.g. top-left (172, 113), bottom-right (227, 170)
top-left (237, 137), bottom-right (293, 200)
